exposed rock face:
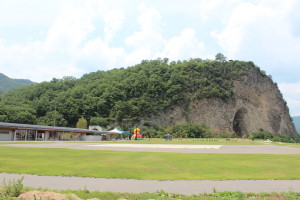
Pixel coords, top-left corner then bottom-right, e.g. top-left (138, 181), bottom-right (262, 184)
top-left (147, 67), bottom-right (296, 137)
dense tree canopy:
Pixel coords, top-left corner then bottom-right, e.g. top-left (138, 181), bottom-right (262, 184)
top-left (0, 58), bottom-right (258, 127)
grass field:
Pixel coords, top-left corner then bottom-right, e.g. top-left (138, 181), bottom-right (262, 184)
top-left (0, 142), bottom-right (54, 145)
top-left (0, 146), bottom-right (299, 180)
top-left (273, 142), bottom-right (300, 148)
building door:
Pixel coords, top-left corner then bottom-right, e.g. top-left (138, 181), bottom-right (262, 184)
top-left (0, 131), bottom-right (12, 141)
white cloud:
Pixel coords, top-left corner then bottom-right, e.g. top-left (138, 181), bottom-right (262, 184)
top-left (124, 4), bottom-right (206, 65)
top-left (212, 0), bottom-right (300, 80)
top-left (0, 40), bottom-right (75, 82)
top-left (138, 3), bottom-right (163, 32)
top-left (104, 9), bottom-right (125, 43)
top-left (211, 1), bottom-right (275, 57)
top-left (278, 82), bottom-right (300, 116)
top-left (163, 29), bottom-right (204, 60)
top-left (44, 3), bottom-right (95, 53)
top-left (124, 4), bottom-right (165, 64)
top-left (199, 0), bottom-right (223, 21)
top-left (79, 38), bottom-right (126, 69)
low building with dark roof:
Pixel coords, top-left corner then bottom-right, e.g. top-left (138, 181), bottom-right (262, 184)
top-left (0, 122), bottom-right (104, 141)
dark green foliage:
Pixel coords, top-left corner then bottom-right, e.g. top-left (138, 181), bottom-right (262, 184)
top-left (272, 134), bottom-right (300, 143)
top-left (0, 73), bottom-right (35, 94)
top-left (248, 129), bottom-right (300, 143)
top-left (90, 117), bottom-right (109, 128)
top-left (0, 58), bottom-right (252, 127)
top-left (168, 123), bottom-right (212, 138)
top-left (215, 53), bottom-right (227, 62)
top-left (0, 101), bottom-right (37, 124)
top-left (137, 123), bottom-right (213, 139)
top-left (248, 129), bottom-right (274, 140)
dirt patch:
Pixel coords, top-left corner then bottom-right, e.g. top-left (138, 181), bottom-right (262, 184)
top-left (254, 194), bottom-right (284, 199)
top-left (17, 190), bottom-right (98, 200)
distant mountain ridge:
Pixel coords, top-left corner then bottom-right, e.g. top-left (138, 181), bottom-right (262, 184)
top-left (0, 73), bottom-right (36, 94)
top-left (292, 116), bottom-right (300, 133)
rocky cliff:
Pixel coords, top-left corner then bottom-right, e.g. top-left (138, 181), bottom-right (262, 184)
top-left (147, 66), bottom-right (296, 137)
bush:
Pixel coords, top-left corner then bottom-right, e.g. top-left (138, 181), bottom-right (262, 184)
top-left (248, 130), bottom-right (273, 140)
top-left (140, 126), bottom-right (157, 138)
top-left (170, 123), bottom-right (212, 138)
top-left (248, 130), bottom-right (300, 143)
top-left (272, 134), bottom-right (296, 143)
top-left (0, 177), bottom-right (24, 200)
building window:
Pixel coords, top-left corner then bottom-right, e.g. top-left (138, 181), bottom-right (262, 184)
top-left (15, 130), bottom-right (37, 141)
top-left (27, 130), bottom-right (37, 141)
top-left (15, 130), bottom-right (26, 141)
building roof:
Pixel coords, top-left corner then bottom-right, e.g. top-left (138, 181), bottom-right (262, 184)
top-left (0, 122), bottom-right (102, 134)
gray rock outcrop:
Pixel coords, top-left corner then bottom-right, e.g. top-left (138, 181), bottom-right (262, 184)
top-left (147, 67), bottom-right (296, 137)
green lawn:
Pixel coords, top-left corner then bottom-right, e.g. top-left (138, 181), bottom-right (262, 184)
top-left (0, 142), bottom-right (54, 145)
top-left (0, 146), bottom-right (299, 180)
top-left (272, 142), bottom-right (300, 148)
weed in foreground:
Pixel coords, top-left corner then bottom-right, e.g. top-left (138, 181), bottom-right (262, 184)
top-left (0, 177), bottom-right (24, 200)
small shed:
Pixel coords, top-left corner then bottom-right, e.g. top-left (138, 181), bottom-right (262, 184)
top-left (164, 134), bottom-right (173, 141)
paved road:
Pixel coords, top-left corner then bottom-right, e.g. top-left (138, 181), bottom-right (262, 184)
top-left (1, 142), bottom-right (300, 154)
top-left (1, 173), bottom-right (300, 195)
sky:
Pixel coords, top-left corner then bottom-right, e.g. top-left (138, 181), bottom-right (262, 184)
top-left (0, 0), bottom-right (300, 116)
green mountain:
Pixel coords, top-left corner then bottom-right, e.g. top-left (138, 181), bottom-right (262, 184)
top-left (0, 58), bottom-right (248, 126)
top-left (0, 73), bottom-right (36, 94)
top-left (292, 116), bottom-right (300, 133)
top-left (0, 58), bottom-right (296, 137)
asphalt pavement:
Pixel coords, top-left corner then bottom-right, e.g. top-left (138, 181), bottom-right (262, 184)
top-left (1, 173), bottom-right (300, 195)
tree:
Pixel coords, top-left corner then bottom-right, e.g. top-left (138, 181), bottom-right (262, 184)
top-left (215, 53), bottom-right (227, 62)
top-left (90, 117), bottom-right (109, 128)
top-left (37, 111), bottom-right (66, 126)
top-left (76, 117), bottom-right (87, 129)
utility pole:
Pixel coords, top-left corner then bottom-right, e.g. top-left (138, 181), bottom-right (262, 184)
top-left (53, 100), bottom-right (57, 126)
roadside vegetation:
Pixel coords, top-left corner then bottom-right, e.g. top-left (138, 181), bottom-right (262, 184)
top-left (1, 178), bottom-right (300, 200)
top-left (0, 146), bottom-right (299, 180)
top-left (57, 189), bottom-right (300, 200)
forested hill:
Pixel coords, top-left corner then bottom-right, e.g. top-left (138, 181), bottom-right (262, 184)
top-left (0, 73), bottom-right (36, 94)
top-left (0, 58), bottom-right (263, 127)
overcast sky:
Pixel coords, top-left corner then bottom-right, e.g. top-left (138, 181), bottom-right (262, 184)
top-left (0, 0), bottom-right (300, 116)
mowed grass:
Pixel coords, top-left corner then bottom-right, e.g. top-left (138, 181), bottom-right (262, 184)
top-left (0, 146), bottom-right (299, 180)
top-left (273, 142), bottom-right (300, 148)
top-left (0, 142), bottom-right (54, 145)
